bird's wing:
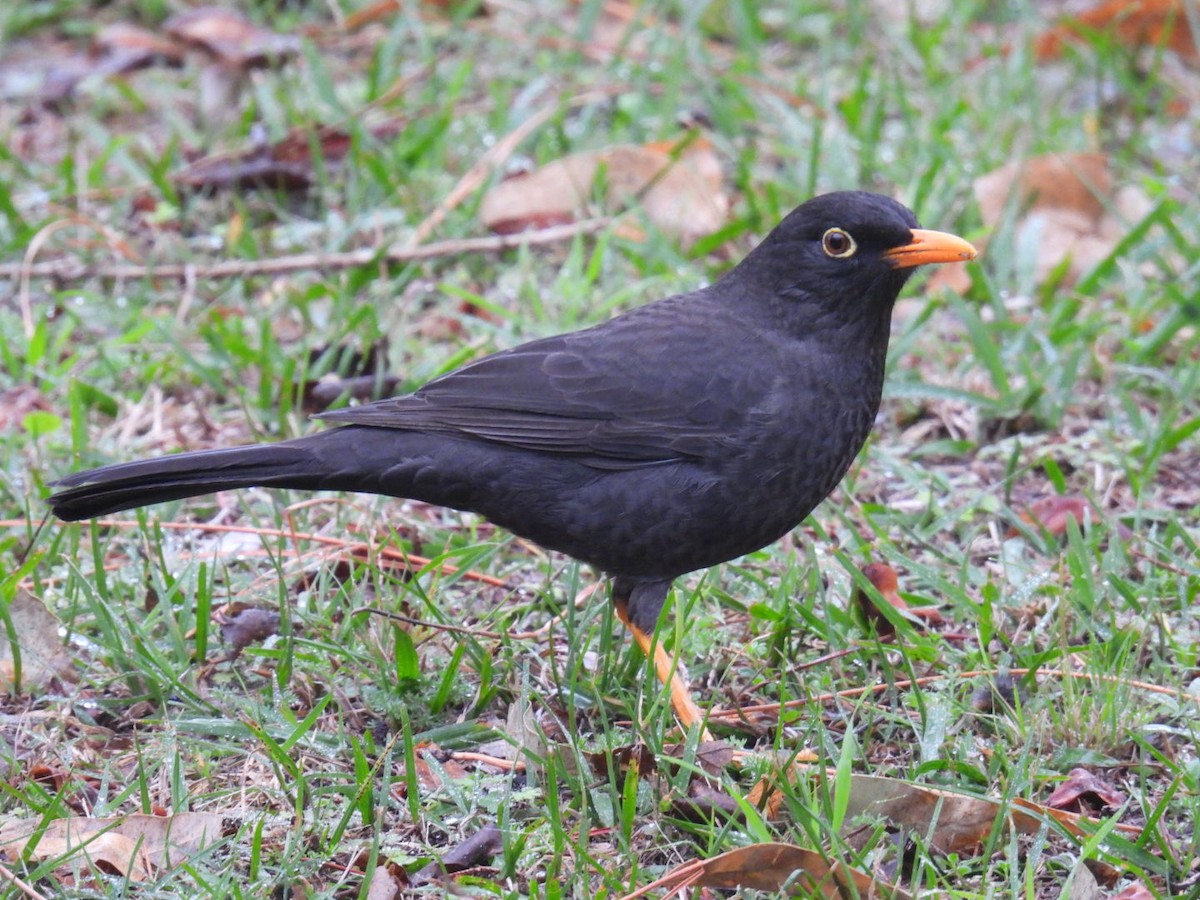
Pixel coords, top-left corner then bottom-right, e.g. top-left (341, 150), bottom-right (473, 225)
top-left (317, 295), bottom-right (772, 470)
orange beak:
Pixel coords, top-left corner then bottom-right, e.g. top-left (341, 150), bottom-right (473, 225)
top-left (883, 228), bottom-right (977, 269)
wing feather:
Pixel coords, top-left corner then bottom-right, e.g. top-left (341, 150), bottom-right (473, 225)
top-left (317, 293), bottom-right (771, 469)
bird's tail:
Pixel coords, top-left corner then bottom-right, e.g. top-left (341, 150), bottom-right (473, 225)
top-left (48, 440), bottom-right (331, 521)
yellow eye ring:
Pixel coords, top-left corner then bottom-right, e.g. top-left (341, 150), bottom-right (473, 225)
top-left (821, 227), bottom-right (857, 258)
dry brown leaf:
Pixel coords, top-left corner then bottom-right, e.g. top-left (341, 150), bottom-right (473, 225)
top-left (0, 812), bottom-right (227, 879)
top-left (174, 119), bottom-right (404, 193)
top-left (165, 7), bottom-right (300, 70)
top-left (628, 842), bottom-right (910, 899)
top-left (393, 746), bottom-right (463, 796)
top-left (37, 23), bottom-right (186, 107)
top-left (1013, 494), bottom-right (1135, 543)
top-left (1014, 495), bottom-right (1094, 538)
top-left (0, 385), bottom-right (52, 432)
top-left (95, 23), bottom-right (186, 69)
top-left (744, 751), bottom-right (821, 820)
top-left (976, 153), bottom-right (1111, 227)
top-left (971, 673), bottom-right (1021, 713)
top-left (479, 137), bottom-right (727, 245)
top-left (1045, 767), bottom-right (1128, 811)
top-left (216, 605), bottom-right (280, 653)
top-left (24, 830), bottom-right (150, 879)
top-left (1064, 862), bottom-right (1107, 900)
top-left (364, 864), bottom-right (402, 900)
top-left (0, 588), bottom-right (76, 691)
top-left (924, 257), bottom-right (973, 295)
top-left (853, 562), bottom-right (944, 635)
top-left (855, 562), bottom-right (907, 636)
top-left (972, 153), bottom-right (1154, 285)
top-left (175, 144), bottom-right (318, 192)
top-left (410, 823), bottom-right (502, 885)
top-left (1111, 882), bottom-right (1156, 899)
top-left (667, 780), bottom-right (742, 822)
top-left (840, 774), bottom-right (1136, 853)
top-left (841, 774), bottom-right (1003, 853)
top-left (692, 739), bottom-right (738, 775)
top-left (584, 743), bottom-right (657, 780)
top-left (1034, 0), bottom-right (1197, 64)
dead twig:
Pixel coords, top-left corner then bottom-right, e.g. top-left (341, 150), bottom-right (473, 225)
top-left (406, 102), bottom-right (560, 247)
top-left (350, 580), bottom-right (601, 641)
top-left (8, 516), bottom-right (508, 586)
top-left (0, 860), bottom-right (49, 900)
top-left (706, 666), bottom-right (1200, 724)
top-left (0, 217), bottom-right (611, 284)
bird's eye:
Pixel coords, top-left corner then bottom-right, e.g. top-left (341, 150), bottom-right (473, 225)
top-left (821, 227), bottom-right (857, 259)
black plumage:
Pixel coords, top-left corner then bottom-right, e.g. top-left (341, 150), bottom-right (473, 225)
top-left (49, 191), bottom-right (975, 725)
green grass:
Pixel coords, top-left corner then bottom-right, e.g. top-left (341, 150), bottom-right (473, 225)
top-left (1, 0), bottom-right (1198, 896)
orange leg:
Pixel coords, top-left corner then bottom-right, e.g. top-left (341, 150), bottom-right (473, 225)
top-left (615, 597), bottom-right (712, 740)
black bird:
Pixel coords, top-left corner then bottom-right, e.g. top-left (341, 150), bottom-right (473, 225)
top-left (49, 191), bottom-right (976, 729)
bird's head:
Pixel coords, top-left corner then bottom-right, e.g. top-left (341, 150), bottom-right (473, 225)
top-left (726, 191), bottom-right (976, 336)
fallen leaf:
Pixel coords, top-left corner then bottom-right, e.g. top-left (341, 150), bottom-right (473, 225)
top-left (364, 864), bottom-right (402, 900)
top-left (1011, 494), bottom-right (1135, 544)
top-left (584, 743), bottom-right (657, 780)
top-left (924, 257), bottom-right (973, 295)
top-left (629, 842), bottom-right (910, 899)
top-left (293, 340), bottom-right (400, 413)
top-left (216, 605), bottom-right (280, 653)
top-left (1064, 860), bottom-right (1106, 900)
top-left (174, 120), bottom-right (404, 194)
top-left (744, 749), bottom-right (821, 819)
top-left (480, 136), bottom-right (728, 244)
top-left (392, 753), bottom-right (442, 796)
top-left (0, 588), bottom-right (77, 691)
top-left (667, 779), bottom-right (741, 822)
top-left (164, 7), bottom-right (300, 70)
top-left (970, 673), bottom-right (1021, 714)
top-left (25, 765), bottom-right (101, 817)
top-left (175, 143), bottom-right (318, 192)
top-left (838, 774), bottom-right (1138, 853)
top-left (972, 153), bottom-right (1154, 285)
top-left (976, 153), bottom-right (1110, 228)
top-left (1111, 882), bottom-right (1156, 899)
top-left (95, 22), bottom-right (187, 70)
top-left (37, 23), bottom-right (186, 108)
top-left (1015, 495), bottom-right (1094, 538)
top-left (692, 739), bottom-right (738, 775)
top-left (410, 823), bottom-right (502, 885)
top-left (854, 562), bottom-right (907, 636)
top-left (853, 562), bottom-right (944, 635)
top-left (0, 386), bottom-right (52, 432)
top-left (1084, 857), bottom-right (1123, 889)
top-left (1045, 767), bottom-right (1128, 811)
top-left (1034, 0), bottom-right (1197, 64)
top-left (28, 765), bottom-right (69, 793)
top-left (413, 298), bottom-right (506, 344)
top-left (29, 830), bottom-right (150, 879)
top-left (0, 812), bottom-right (227, 879)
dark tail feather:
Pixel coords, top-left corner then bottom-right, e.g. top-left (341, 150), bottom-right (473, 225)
top-left (48, 443), bottom-right (328, 521)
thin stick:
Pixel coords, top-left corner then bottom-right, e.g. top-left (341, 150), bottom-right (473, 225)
top-left (11, 516), bottom-right (507, 586)
top-left (406, 102), bottom-right (560, 246)
top-left (0, 860), bottom-right (49, 900)
top-left (350, 580), bottom-right (601, 641)
top-left (706, 665), bottom-right (1199, 723)
top-left (0, 217), bottom-right (611, 284)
